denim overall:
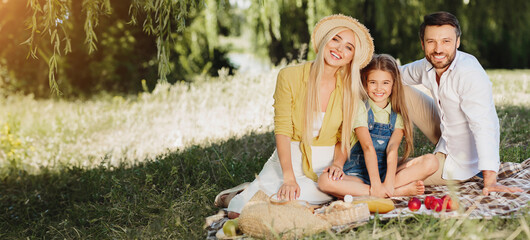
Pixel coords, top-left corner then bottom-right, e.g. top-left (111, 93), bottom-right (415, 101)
top-left (343, 101), bottom-right (397, 185)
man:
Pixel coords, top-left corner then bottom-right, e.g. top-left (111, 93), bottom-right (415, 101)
top-left (400, 11), bottom-right (523, 195)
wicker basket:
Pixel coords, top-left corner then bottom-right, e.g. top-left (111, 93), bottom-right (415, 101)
top-left (316, 201), bottom-right (370, 226)
top-left (238, 191), bottom-right (331, 239)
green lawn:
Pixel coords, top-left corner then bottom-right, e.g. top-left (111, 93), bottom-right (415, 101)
top-left (0, 69), bottom-right (528, 239)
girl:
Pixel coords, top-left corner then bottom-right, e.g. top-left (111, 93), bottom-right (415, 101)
top-left (217, 14), bottom-right (375, 219)
top-left (318, 54), bottom-right (438, 198)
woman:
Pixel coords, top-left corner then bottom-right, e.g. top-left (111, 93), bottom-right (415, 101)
top-left (220, 14), bottom-right (374, 219)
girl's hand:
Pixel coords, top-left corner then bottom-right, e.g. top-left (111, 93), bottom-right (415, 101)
top-left (370, 184), bottom-right (391, 198)
top-left (277, 179), bottom-right (300, 201)
top-left (323, 164), bottom-right (344, 181)
top-left (382, 181), bottom-right (395, 197)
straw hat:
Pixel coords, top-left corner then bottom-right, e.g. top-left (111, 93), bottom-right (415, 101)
top-left (312, 14), bottom-right (374, 68)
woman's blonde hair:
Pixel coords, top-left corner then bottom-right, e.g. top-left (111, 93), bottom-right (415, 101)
top-left (360, 54), bottom-right (414, 159)
top-left (303, 27), bottom-right (367, 155)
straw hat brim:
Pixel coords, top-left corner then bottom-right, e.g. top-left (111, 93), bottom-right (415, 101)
top-left (312, 14), bottom-right (374, 69)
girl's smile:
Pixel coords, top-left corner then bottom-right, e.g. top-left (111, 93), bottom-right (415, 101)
top-left (365, 70), bottom-right (394, 109)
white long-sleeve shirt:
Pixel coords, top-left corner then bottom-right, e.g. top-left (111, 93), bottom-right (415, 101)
top-left (400, 50), bottom-right (500, 180)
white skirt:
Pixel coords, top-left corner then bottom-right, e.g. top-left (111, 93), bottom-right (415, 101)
top-left (226, 141), bottom-right (335, 213)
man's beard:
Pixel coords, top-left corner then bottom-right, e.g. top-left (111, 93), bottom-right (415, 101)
top-left (426, 49), bottom-right (456, 70)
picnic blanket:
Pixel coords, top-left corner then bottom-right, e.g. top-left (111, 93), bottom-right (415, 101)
top-left (206, 159), bottom-right (530, 239)
top-left (379, 158), bottom-right (530, 219)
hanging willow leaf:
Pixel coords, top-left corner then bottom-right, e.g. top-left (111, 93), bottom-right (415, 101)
top-left (21, 0), bottom-right (227, 95)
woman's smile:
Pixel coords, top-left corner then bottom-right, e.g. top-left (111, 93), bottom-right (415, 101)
top-left (330, 50), bottom-right (342, 60)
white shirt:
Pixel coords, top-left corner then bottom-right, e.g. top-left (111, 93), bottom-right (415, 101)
top-left (312, 112), bottom-right (326, 137)
top-left (400, 51), bottom-right (500, 180)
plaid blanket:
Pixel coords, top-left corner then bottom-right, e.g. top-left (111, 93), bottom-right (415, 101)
top-left (380, 158), bottom-right (530, 219)
top-left (206, 159), bottom-right (530, 238)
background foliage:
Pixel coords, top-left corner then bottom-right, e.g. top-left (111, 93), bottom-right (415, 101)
top-left (0, 0), bottom-right (234, 97)
top-left (248, 0), bottom-right (530, 67)
top-left (0, 0), bottom-right (528, 97)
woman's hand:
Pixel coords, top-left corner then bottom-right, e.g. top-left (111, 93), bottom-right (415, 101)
top-left (370, 183), bottom-right (391, 198)
top-left (323, 164), bottom-right (344, 181)
top-left (277, 179), bottom-right (300, 201)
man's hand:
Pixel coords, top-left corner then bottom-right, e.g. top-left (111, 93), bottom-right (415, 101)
top-left (483, 184), bottom-right (524, 196)
top-left (482, 170), bottom-right (523, 196)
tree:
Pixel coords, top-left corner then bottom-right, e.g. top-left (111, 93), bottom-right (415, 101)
top-left (1, 0), bottom-right (234, 96)
top-left (245, 0), bottom-right (529, 68)
top-left (2, 0), bottom-right (528, 97)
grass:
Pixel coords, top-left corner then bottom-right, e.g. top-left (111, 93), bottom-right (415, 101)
top-left (0, 68), bottom-right (278, 175)
top-left (1, 131), bottom-right (276, 239)
top-left (0, 68), bottom-right (528, 239)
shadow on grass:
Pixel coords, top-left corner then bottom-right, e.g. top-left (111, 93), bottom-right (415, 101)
top-left (0, 131), bottom-right (276, 239)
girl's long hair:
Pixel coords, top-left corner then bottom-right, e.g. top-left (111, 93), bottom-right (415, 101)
top-left (360, 54), bottom-right (414, 159)
top-left (303, 27), bottom-right (367, 155)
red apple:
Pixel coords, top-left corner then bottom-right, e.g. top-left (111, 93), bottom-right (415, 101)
top-left (408, 197), bottom-right (421, 211)
top-left (424, 196), bottom-right (435, 210)
top-left (441, 195), bottom-right (459, 211)
top-left (430, 198), bottom-right (443, 212)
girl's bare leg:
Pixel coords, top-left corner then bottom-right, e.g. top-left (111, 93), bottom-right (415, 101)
top-left (318, 173), bottom-right (370, 198)
top-left (385, 154), bottom-right (437, 196)
top-left (394, 180), bottom-right (425, 196)
top-left (319, 154), bottom-right (437, 198)
top-left (394, 154), bottom-right (438, 188)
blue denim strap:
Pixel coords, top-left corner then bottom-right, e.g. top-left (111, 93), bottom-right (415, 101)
top-left (389, 109), bottom-right (397, 131)
top-left (365, 101), bottom-right (375, 130)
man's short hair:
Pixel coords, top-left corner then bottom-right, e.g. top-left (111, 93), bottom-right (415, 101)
top-left (419, 11), bottom-right (462, 41)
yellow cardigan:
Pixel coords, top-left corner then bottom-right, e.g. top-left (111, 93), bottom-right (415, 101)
top-left (273, 62), bottom-right (344, 181)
